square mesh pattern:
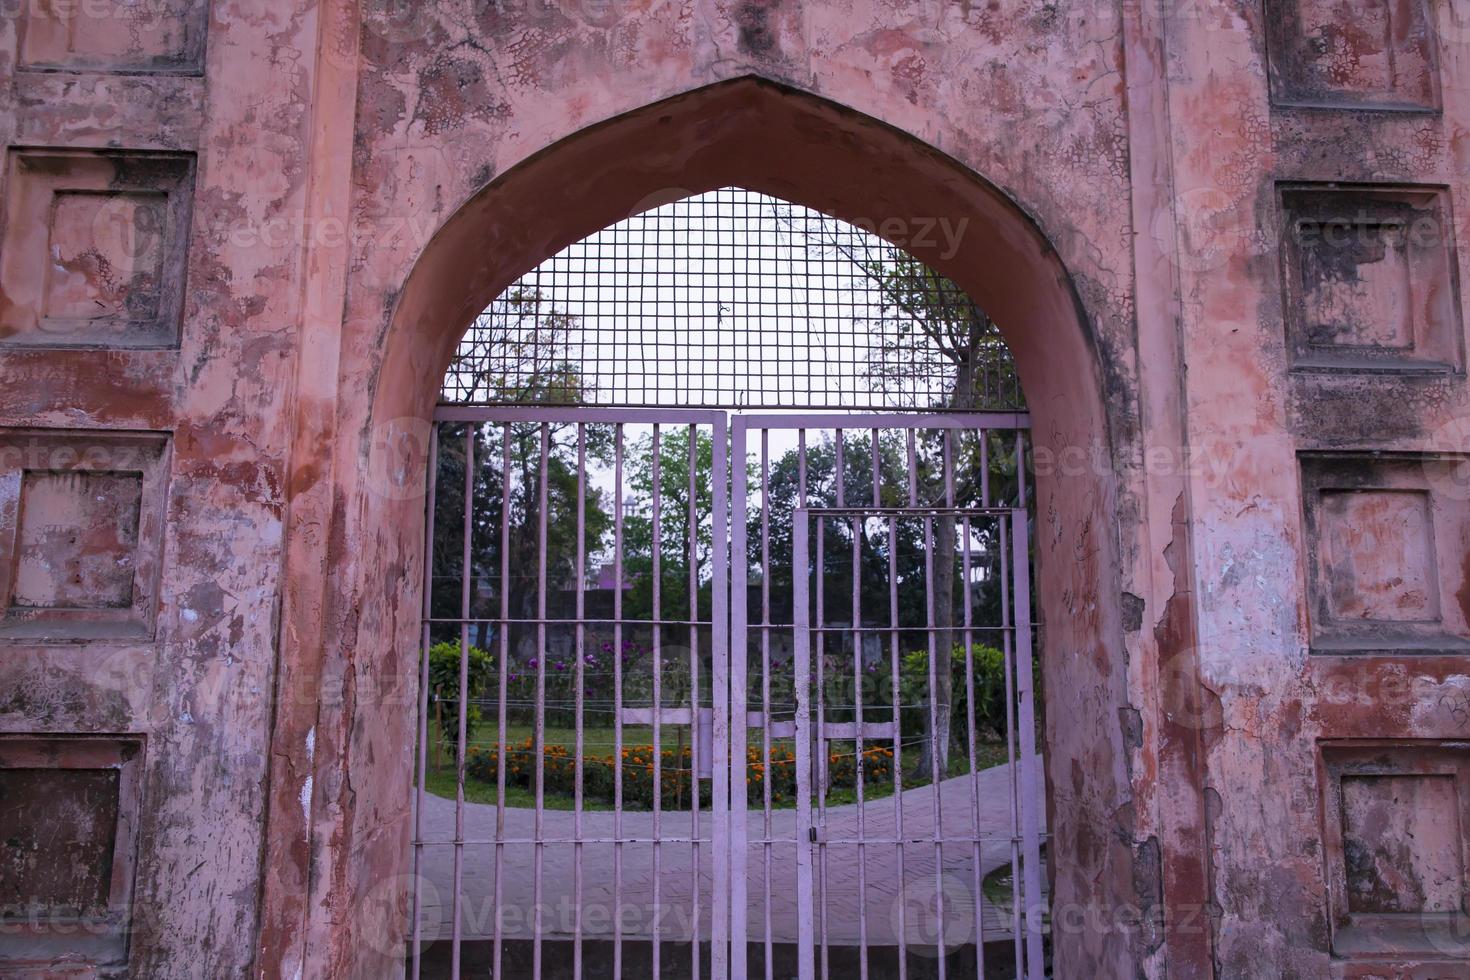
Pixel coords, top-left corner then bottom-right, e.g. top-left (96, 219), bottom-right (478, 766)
top-left (442, 187), bottom-right (1022, 411)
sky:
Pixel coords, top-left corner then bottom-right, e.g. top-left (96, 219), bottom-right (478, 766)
top-left (436, 186), bottom-right (1022, 581)
top-left (442, 185), bottom-right (973, 414)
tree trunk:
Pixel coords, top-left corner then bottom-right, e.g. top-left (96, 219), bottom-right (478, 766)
top-left (913, 363), bottom-right (976, 782)
top-left (912, 513), bottom-right (956, 782)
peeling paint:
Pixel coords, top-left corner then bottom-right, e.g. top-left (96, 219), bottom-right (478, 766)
top-left (0, 0), bottom-right (1467, 977)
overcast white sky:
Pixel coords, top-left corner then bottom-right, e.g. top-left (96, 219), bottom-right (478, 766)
top-left (446, 185), bottom-right (957, 415)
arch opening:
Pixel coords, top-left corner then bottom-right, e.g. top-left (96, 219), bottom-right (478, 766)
top-left (415, 185), bottom-right (1041, 974)
top-left (353, 77), bottom-right (1134, 978)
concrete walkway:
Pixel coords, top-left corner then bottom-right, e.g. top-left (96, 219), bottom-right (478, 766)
top-left (415, 761), bottom-right (1044, 949)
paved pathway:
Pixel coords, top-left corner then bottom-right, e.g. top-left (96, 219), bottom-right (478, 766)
top-left (415, 761), bottom-right (1044, 949)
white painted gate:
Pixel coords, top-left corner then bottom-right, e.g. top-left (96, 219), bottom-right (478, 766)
top-left (412, 406), bottom-right (1046, 979)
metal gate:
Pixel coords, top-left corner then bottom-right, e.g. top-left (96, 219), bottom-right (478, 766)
top-left (411, 406), bottom-right (1045, 979)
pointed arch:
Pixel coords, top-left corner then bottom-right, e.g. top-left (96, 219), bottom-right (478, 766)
top-left (346, 76), bottom-right (1137, 976)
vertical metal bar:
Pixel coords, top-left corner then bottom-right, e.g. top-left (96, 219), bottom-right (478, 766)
top-left (533, 422), bottom-right (550, 978)
top-left (410, 424), bottom-right (438, 980)
top-left (999, 512), bottom-right (1023, 971)
top-left (961, 511), bottom-right (986, 978)
top-left (759, 428), bottom-right (774, 980)
top-left (886, 488), bottom-right (907, 980)
top-left (918, 429), bottom-right (946, 979)
top-left (792, 511), bottom-right (815, 980)
top-left (850, 431), bottom-right (871, 980)
top-left (493, 425), bottom-right (511, 979)
top-left (613, 424), bottom-right (626, 980)
top-left (981, 429), bottom-right (993, 514)
top-left (814, 512), bottom-right (829, 979)
top-left (940, 431), bottom-right (959, 978)
top-left (452, 424), bottom-right (474, 977)
top-left (1005, 431), bottom-right (1029, 975)
top-left (1016, 431), bottom-right (1028, 506)
top-left (652, 424), bottom-right (664, 980)
top-left (713, 415), bottom-right (732, 980)
top-left (574, 423), bottom-right (587, 979)
top-left (687, 424), bottom-right (702, 980)
top-left (976, 434), bottom-right (994, 980)
top-left (1013, 509), bottom-right (1046, 979)
top-left (727, 420), bottom-right (746, 978)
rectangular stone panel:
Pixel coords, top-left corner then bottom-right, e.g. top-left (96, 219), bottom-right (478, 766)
top-left (45, 191), bottom-right (169, 323)
top-left (1342, 773), bottom-right (1462, 914)
top-left (0, 431), bottom-right (168, 641)
top-left (0, 738), bottom-right (141, 971)
top-left (1280, 186), bottom-right (1464, 373)
top-left (1300, 454), bottom-right (1470, 653)
top-left (12, 471), bottom-right (143, 610)
top-left (1265, 0), bottom-right (1439, 109)
top-left (1318, 488), bottom-right (1438, 624)
top-left (1321, 743), bottom-right (1470, 959)
top-left (1299, 222), bottom-right (1413, 350)
top-left (0, 768), bottom-right (120, 914)
top-left (19, 0), bottom-right (208, 73)
top-left (0, 149), bottom-right (195, 349)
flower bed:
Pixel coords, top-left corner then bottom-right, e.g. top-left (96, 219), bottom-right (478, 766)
top-left (466, 738), bottom-right (894, 810)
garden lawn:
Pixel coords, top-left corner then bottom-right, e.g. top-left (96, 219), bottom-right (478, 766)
top-left (421, 722), bottom-right (1011, 811)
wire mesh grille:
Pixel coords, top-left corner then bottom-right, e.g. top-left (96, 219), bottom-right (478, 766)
top-left (441, 187), bottom-right (1023, 411)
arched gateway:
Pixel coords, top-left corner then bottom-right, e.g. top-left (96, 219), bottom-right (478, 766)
top-left (8, 1), bottom-right (1466, 977)
top-left (275, 79), bottom-right (1141, 977)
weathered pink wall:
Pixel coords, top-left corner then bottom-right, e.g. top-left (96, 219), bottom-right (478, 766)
top-left (0, 0), bottom-right (1466, 978)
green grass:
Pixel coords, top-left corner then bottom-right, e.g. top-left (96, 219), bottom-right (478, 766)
top-left (982, 844), bottom-right (1048, 915)
top-left (423, 766), bottom-right (623, 811)
top-left (421, 721), bottom-right (1011, 811)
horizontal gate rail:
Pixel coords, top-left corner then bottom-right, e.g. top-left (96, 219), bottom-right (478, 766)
top-left (729, 411), bottom-right (1030, 430)
top-left (432, 404), bottom-right (729, 424)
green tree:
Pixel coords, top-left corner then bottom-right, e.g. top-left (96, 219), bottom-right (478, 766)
top-left (431, 290), bottom-right (614, 672)
top-left (772, 206), bottom-right (1029, 777)
top-left (622, 425), bottom-right (722, 626)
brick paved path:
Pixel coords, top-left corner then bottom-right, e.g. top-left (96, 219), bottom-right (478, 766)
top-left (415, 760), bottom-right (1044, 948)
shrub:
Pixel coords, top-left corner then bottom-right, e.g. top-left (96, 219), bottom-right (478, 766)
top-left (464, 738), bottom-right (893, 810)
top-left (428, 641), bottom-right (494, 754)
top-left (468, 738), bottom-right (708, 809)
top-left (890, 643), bottom-right (1042, 745)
